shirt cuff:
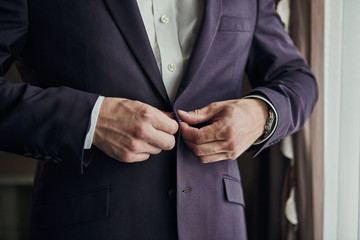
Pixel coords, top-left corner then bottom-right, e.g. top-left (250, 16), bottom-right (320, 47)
top-left (84, 96), bottom-right (105, 149)
top-left (243, 95), bottom-right (279, 145)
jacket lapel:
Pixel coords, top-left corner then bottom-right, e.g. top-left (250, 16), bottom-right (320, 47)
top-left (175, 0), bottom-right (222, 101)
top-left (103, 0), bottom-right (170, 104)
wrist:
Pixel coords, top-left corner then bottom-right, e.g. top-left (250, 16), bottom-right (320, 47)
top-left (242, 95), bottom-right (279, 145)
top-left (247, 98), bottom-right (268, 130)
top-left (84, 96), bottom-right (105, 149)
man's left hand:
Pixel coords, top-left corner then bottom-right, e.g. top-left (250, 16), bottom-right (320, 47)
top-left (178, 99), bottom-right (268, 163)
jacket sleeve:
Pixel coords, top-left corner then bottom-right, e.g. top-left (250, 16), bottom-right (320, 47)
top-left (245, 0), bottom-right (318, 154)
top-left (0, 0), bottom-right (99, 172)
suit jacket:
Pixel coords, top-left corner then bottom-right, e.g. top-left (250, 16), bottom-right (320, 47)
top-left (0, 0), bottom-right (318, 239)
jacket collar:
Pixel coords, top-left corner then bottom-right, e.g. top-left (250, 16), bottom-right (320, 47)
top-left (103, 0), bottom-right (169, 104)
top-left (103, 0), bottom-right (222, 104)
top-left (175, 0), bottom-right (222, 101)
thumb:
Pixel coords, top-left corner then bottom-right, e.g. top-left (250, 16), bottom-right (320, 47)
top-left (177, 105), bottom-right (217, 125)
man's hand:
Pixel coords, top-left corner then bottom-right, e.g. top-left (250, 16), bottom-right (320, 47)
top-left (93, 98), bottom-right (179, 163)
top-left (178, 99), bottom-right (268, 163)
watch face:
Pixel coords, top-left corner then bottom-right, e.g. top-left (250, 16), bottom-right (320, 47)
top-left (264, 109), bottom-right (275, 133)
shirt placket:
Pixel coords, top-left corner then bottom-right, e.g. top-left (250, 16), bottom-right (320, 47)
top-left (152, 0), bottom-right (184, 103)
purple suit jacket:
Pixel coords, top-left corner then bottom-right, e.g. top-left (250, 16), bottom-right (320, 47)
top-left (0, 0), bottom-right (317, 239)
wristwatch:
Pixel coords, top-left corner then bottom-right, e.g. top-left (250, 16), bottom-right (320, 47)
top-left (256, 108), bottom-right (275, 143)
top-left (263, 108), bottom-right (275, 137)
top-left (243, 94), bottom-right (278, 145)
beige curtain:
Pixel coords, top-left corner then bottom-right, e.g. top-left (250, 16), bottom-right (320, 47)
top-left (291, 0), bottom-right (324, 239)
top-left (239, 0), bottom-right (324, 239)
top-left (289, 1), bottom-right (314, 240)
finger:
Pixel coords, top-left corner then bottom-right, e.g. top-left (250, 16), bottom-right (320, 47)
top-left (138, 142), bottom-right (162, 155)
top-left (146, 127), bottom-right (176, 151)
top-left (122, 153), bottom-right (151, 163)
top-left (198, 152), bottom-right (239, 164)
top-left (118, 127), bottom-right (170, 154)
top-left (105, 144), bottom-right (152, 163)
top-left (183, 139), bottom-right (232, 157)
top-left (180, 121), bottom-right (227, 144)
top-left (177, 103), bottom-right (220, 125)
top-left (107, 137), bottom-right (158, 161)
top-left (152, 109), bottom-right (179, 135)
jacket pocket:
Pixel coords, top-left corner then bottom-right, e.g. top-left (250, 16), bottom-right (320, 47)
top-left (36, 185), bottom-right (109, 228)
top-left (219, 16), bottom-right (250, 32)
top-left (223, 176), bottom-right (245, 206)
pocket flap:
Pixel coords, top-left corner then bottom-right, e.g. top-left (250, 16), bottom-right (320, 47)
top-left (223, 176), bottom-right (245, 206)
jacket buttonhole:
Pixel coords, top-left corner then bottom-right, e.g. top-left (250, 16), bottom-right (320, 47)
top-left (181, 187), bottom-right (192, 193)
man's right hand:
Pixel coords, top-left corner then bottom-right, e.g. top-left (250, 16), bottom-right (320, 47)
top-left (93, 97), bottom-right (179, 163)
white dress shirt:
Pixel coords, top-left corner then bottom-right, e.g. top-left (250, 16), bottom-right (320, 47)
top-left (137, 0), bottom-right (203, 102)
top-left (84, 0), bottom-right (277, 149)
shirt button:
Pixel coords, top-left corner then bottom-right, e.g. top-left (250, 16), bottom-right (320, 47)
top-left (168, 187), bottom-right (176, 200)
top-left (168, 63), bottom-right (176, 72)
top-left (160, 15), bottom-right (169, 24)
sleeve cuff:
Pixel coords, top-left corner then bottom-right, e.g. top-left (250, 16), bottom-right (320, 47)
top-left (243, 95), bottom-right (279, 145)
top-left (84, 96), bottom-right (105, 149)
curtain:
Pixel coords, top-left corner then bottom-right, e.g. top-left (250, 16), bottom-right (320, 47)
top-left (239, 0), bottom-right (324, 239)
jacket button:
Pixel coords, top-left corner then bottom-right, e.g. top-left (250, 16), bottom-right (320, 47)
top-left (168, 188), bottom-right (176, 200)
top-left (53, 157), bottom-right (62, 163)
top-left (23, 153), bottom-right (33, 158)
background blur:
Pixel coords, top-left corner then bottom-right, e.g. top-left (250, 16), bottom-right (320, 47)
top-left (0, 66), bottom-right (36, 240)
top-left (0, 0), bottom-right (359, 239)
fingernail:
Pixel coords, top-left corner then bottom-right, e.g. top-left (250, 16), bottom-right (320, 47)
top-left (178, 109), bottom-right (185, 114)
top-left (179, 121), bottom-right (187, 126)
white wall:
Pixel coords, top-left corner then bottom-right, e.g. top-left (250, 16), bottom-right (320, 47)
top-left (323, 0), bottom-right (360, 239)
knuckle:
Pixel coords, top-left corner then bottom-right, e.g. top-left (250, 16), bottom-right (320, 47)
top-left (222, 128), bottom-right (233, 139)
top-left (192, 146), bottom-right (202, 156)
top-left (121, 152), bottom-right (134, 162)
top-left (134, 125), bottom-right (148, 139)
top-left (199, 156), bottom-right (208, 164)
top-left (227, 141), bottom-right (237, 152)
top-left (192, 135), bottom-right (203, 144)
top-left (224, 105), bottom-right (233, 113)
top-left (139, 107), bottom-right (153, 121)
top-left (128, 139), bottom-right (140, 152)
top-left (226, 152), bottom-right (238, 160)
top-left (110, 148), bottom-right (124, 161)
top-left (225, 152), bottom-right (232, 160)
top-left (209, 102), bottom-right (219, 110)
top-left (112, 151), bottom-right (122, 161)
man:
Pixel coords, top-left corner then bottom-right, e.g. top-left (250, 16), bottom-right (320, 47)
top-left (0, 0), bottom-right (318, 239)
